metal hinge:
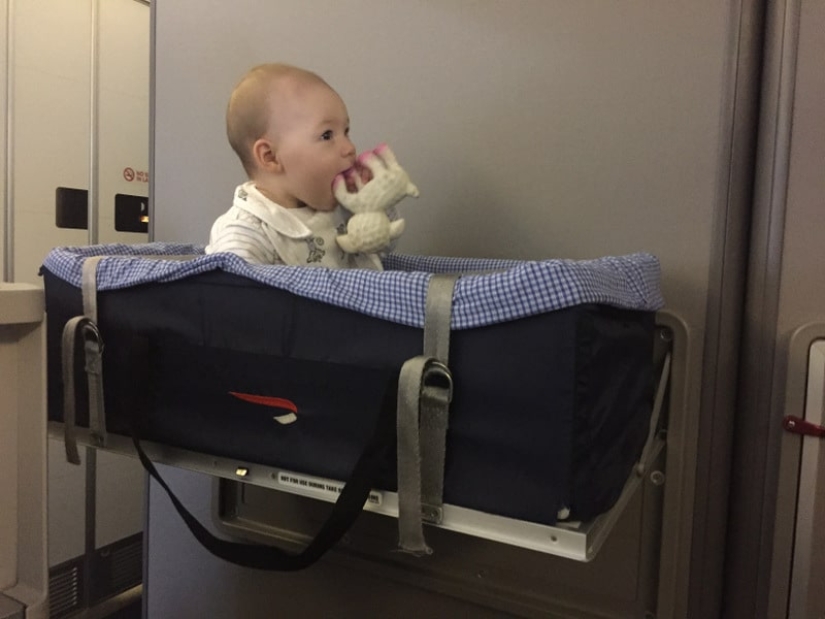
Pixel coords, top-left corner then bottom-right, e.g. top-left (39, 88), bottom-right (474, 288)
top-left (783, 415), bottom-right (825, 438)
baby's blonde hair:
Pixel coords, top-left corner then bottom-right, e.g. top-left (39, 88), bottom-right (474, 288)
top-left (226, 63), bottom-right (328, 176)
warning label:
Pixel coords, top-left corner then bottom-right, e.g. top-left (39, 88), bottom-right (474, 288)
top-left (123, 167), bottom-right (149, 183)
top-left (277, 471), bottom-right (382, 506)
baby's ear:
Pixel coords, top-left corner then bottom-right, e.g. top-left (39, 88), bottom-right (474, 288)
top-left (251, 138), bottom-right (282, 173)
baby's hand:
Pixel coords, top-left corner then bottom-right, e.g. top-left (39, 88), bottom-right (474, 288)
top-left (333, 144), bottom-right (419, 214)
top-left (343, 160), bottom-right (374, 193)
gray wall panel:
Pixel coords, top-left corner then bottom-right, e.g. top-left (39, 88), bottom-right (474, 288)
top-left (756, 0), bottom-right (825, 616)
top-left (774, 0), bottom-right (825, 336)
top-left (150, 2), bottom-right (749, 616)
top-left (153, 0), bottom-right (731, 328)
top-left (146, 466), bottom-right (522, 619)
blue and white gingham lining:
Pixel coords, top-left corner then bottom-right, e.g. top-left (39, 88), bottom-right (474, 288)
top-left (41, 243), bottom-right (664, 330)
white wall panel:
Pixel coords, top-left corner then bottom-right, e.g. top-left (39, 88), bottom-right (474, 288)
top-left (11, 0), bottom-right (94, 575)
top-left (15, 211), bottom-right (86, 284)
top-left (12, 0), bottom-right (91, 260)
top-left (94, 0), bottom-right (150, 549)
top-left (8, 0), bottom-right (149, 574)
top-left (97, 0), bottom-right (149, 245)
top-left (97, 89), bottom-right (149, 245)
top-left (95, 450), bottom-right (144, 550)
top-left (13, 70), bottom-right (90, 282)
top-left (11, 0), bottom-right (150, 279)
top-left (12, 0), bottom-right (91, 284)
top-left (99, 0), bottom-right (149, 99)
top-left (46, 439), bottom-right (86, 565)
top-left (14, 0), bottom-right (91, 82)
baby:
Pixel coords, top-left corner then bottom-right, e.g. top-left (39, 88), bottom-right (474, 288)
top-left (206, 63), bottom-right (416, 269)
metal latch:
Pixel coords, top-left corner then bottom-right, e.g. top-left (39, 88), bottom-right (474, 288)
top-left (783, 415), bottom-right (825, 438)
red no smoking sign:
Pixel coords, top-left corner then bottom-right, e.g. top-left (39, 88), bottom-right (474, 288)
top-left (123, 167), bottom-right (149, 183)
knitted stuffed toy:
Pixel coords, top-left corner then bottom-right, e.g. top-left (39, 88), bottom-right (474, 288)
top-left (333, 144), bottom-right (419, 254)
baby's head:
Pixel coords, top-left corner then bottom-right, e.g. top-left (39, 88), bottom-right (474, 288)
top-left (226, 63), bottom-right (356, 211)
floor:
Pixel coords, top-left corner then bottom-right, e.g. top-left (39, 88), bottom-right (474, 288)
top-left (104, 601), bottom-right (141, 619)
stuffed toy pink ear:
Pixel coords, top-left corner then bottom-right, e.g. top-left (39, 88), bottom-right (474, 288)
top-left (334, 144), bottom-right (418, 255)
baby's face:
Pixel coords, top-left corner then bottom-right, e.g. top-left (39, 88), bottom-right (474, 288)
top-left (270, 81), bottom-right (356, 210)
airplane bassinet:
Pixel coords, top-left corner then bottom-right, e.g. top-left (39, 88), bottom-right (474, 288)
top-left (41, 243), bottom-right (666, 568)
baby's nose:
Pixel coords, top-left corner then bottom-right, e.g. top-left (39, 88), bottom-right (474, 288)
top-left (342, 138), bottom-right (356, 158)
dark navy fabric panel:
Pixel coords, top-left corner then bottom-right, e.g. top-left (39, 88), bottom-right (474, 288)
top-left (569, 307), bottom-right (655, 520)
top-left (444, 312), bottom-right (578, 523)
top-left (42, 267), bottom-right (654, 526)
top-left (143, 342), bottom-right (395, 485)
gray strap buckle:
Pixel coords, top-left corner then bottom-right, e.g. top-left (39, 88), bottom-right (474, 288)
top-left (397, 356), bottom-right (453, 555)
top-left (396, 274), bottom-right (459, 556)
top-left (62, 316), bottom-right (106, 463)
top-left (419, 359), bottom-right (452, 524)
top-left (61, 257), bottom-right (109, 463)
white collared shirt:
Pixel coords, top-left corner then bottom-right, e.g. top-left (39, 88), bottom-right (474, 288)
top-left (205, 182), bottom-right (383, 270)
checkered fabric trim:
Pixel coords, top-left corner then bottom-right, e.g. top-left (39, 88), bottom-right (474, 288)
top-left (41, 243), bottom-right (664, 329)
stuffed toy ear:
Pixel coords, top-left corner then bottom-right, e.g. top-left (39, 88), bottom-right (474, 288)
top-left (335, 144), bottom-right (417, 255)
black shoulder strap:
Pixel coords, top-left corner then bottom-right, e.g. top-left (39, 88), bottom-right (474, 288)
top-left (125, 335), bottom-right (397, 571)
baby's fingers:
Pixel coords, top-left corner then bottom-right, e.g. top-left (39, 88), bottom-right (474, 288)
top-left (373, 143), bottom-right (400, 169)
top-left (345, 168), bottom-right (366, 192)
top-left (333, 174), bottom-right (356, 205)
top-left (355, 160), bottom-right (373, 185)
top-left (357, 150), bottom-right (389, 178)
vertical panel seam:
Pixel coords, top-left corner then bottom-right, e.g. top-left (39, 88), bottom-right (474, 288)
top-left (692, 1), bottom-right (768, 618)
top-left (88, 0), bottom-right (100, 245)
top-left (3, 0), bottom-right (14, 282)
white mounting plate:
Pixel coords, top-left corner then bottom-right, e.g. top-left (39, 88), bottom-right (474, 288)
top-left (49, 422), bottom-right (663, 562)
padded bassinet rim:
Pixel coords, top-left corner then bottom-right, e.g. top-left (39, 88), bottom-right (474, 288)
top-left (40, 243), bottom-right (665, 331)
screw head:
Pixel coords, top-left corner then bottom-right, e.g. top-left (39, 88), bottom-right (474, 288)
top-left (650, 471), bottom-right (666, 486)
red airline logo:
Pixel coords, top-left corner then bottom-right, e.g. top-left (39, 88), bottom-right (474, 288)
top-left (229, 392), bottom-right (298, 425)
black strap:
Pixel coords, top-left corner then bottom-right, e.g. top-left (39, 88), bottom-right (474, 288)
top-left (125, 336), bottom-right (398, 571)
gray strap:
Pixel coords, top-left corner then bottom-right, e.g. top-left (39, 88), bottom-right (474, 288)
top-left (419, 379), bottom-right (452, 520)
top-left (61, 316), bottom-right (106, 461)
top-left (61, 317), bottom-right (85, 465)
top-left (62, 257), bottom-right (108, 462)
top-left (419, 274), bottom-right (459, 520)
top-left (80, 257), bottom-right (107, 446)
top-left (82, 256), bottom-right (103, 322)
top-left (423, 274), bottom-right (458, 362)
top-left (396, 274), bottom-right (458, 555)
top-left (84, 325), bottom-right (106, 447)
top-left (397, 356), bottom-right (434, 555)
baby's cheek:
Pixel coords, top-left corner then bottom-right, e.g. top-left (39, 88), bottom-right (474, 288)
top-left (320, 191), bottom-right (339, 211)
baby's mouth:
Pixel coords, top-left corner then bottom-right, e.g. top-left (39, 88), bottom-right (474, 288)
top-left (333, 166), bottom-right (355, 189)
top-left (333, 162), bottom-right (373, 194)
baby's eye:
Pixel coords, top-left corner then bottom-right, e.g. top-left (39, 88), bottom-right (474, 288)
top-left (344, 127), bottom-right (350, 137)
top-left (321, 130), bottom-right (333, 141)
